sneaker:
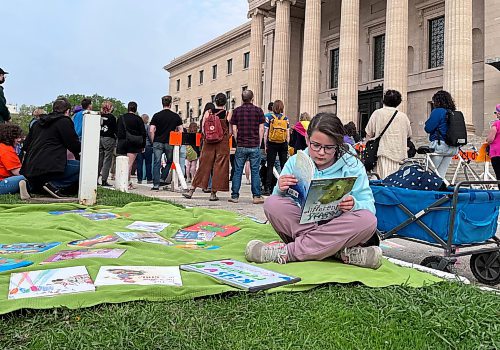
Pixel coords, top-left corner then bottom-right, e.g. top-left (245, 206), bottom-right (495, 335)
top-left (245, 240), bottom-right (288, 264)
top-left (147, 180), bottom-right (153, 184)
top-left (228, 197), bottom-right (239, 203)
top-left (137, 180), bottom-right (142, 184)
top-left (338, 246), bottom-right (383, 269)
top-left (101, 181), bottom-right (112, 187)
top-left (262, 190), bottom-right (271, 197)
top-left (19, 180), bottom-right (31, 200)
top-left (42, 183), bottom-right (63, 199)
top-left (151, 186), bottom-right (160, 191)
top-left (252, 196), bottom-right (265, 204)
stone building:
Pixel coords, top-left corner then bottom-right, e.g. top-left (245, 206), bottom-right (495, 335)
top-left (165, 0), bottom-right (500, 137)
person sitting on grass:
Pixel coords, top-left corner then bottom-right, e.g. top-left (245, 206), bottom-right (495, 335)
top-left (0, 124), bottom-right (30, 199)
top-left (245, 113), bottom-right (382, 269)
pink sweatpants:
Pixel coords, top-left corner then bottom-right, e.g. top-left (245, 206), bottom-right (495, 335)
top-left (263, 195), bottom-right (377, 262)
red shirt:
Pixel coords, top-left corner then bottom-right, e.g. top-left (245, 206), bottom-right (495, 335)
top-left (0, 143), bottom-right (21, 180)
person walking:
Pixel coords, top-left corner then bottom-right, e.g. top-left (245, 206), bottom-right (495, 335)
top-left (136, 114), bottom-right (153, 184)
top-left (486, 104), bottom-right (500, 185)
top-left (98, 101), bottom-right (117, 187)
top-left (0, 68), bottom-right (11, 124)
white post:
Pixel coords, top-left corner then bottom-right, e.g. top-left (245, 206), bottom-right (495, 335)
top-left (78, 111), bottom-right (101, 205)
top-left (171, 145), bottom-right (187, 191)
top-left (115, 156), bottom-right (129, 192)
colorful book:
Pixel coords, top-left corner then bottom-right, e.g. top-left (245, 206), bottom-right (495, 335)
top-left (0, 242), bottom-right (60, 255)
top-left (0, 257), bottom-right (33, 272)
top-left (125, 221), bottom-right (170, 233)
top-left (115, 232), bottom-right (173, 246)
top-left (8, 266), bottom-right (95, 300)
top-left (49, 209), bottom-right (87, 215)
top-left (78, 212), bottom-right (119, 221)
top-left (180, 259), bottom-right (301, 292)
top-left (94, 266), bottom-right (182, 286)
top-left (68, 234), bottom-right (120, 247)
top-left (181, 222), bottom-right (240, 237)
top-left (172, 229), bottom-right (217, 242)
top-left (41, 248), bottom-right (126, 264)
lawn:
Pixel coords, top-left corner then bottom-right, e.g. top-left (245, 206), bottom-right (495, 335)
top-left (0, 189), bottom-right (499, 350)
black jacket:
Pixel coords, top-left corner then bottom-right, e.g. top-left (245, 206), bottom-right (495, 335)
top-left (116, 113), bottom-right (146, 154)
top-left (0, 86), bottom-right (10, 123)
top-left (21, 112), bottom-right (81, 179)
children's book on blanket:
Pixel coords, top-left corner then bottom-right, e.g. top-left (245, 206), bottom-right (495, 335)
top-left (40, 248), bottom-right (126, 264)
top-left (94, 266), bottom-right (182, 286)
top-left (181, 222), bottom-right (241, 237)
top-left (115, 232), bottom-right (173, 246)
top-left (0, 257), bottom-right (33, 272)
top-left (286, 150), bottom-right (357, 224)
top-left (180, 259), bottom-right (301, 292)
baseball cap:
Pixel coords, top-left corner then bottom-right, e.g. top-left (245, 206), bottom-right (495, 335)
top-left (0, 68), bottom-right (8, 75)
top-left (496, 104), bottom-right (500, 113)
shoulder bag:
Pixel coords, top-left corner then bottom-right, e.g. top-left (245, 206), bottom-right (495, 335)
top-left (362, 110), bottom-right (398, 172)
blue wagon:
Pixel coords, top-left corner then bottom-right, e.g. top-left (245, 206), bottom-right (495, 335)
top-left (370, 180), bottom-right (500, 285)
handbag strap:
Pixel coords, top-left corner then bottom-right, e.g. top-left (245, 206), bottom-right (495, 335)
top-left (377, 110), bottom-right (398, 140)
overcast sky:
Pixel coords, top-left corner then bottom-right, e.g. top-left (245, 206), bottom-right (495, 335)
top-left (2, 0), bottom-right (248, 114)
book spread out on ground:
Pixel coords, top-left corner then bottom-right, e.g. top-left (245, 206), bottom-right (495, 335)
top-left (49, 210), bottom-right (119, 220)
top-left (286, 150), bottom-right (357, 224)
top-left (49, 209), bottom-right (87, 215)
top-left (94, 266), bottom-right (182, 286)
top-left (172, 230), bottom-right (217, 242)
top-left (8, 266), bottom-right (95, 300)
top-left (41, 248), bottom-right (126, 264)
top-left (181, 222), bottom-right (240, 237)
top-left (68, 234), bottom-right (120, 247)
top-left (115, 232), bottom-right (173, 246)
top-left (125, 221), bottom-right (170, 233)
top-left (180, 259), bottom-right (301, 292)
top-left (0, 242), bottom-right (60, 255)
top-left (0, 257), bottom-right (33, 272)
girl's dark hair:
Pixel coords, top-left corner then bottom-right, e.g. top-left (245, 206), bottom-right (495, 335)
top-left (214, 93), bottom-right (227, 107)
top-left (432, 90), bottom-right (456, 111)
top-left (307, 113), bottom-right (350, 162)
top-left (0, 124), bottom-right (23, 146)
top-left (203, 102), bottom-right (215, 115)
top-left (383, 89), bottom-right (402, 108)
top-left (344, 121), bottom-right (357, 137)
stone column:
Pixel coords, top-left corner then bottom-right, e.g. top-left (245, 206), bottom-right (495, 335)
top-left (336, 0), bottom-right (360, 124)
top-left (384, 0), bottom-right (408, 114)
top-left (443, 0), bottom-right (473, 128)
top-left (299, 0), bottom-right (322, 117)
top-left (271, 0), bottom-right (295, 108)
top-left (248, 9), bottom-right (265, 108)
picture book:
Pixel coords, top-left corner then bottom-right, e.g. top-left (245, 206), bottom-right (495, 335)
top-left (0, 242), bottom-right (60, 255)
top-left (115, 232), bottom-right (173, 246)
top-left (180, 259), bottom-right (301, 292)
top-left (8, 266), bottom-right (95, 300)
top-left (181, 222), bottom-right (240, 238)
top-left (125, 221), bottom-right (170, 233)
top-left (0, 257), bottom-right (33, 273)
top-left (94, 266), bottom-right (182, 286)
top-left (49, 209), bottom-right (87, 215)
top-left (172, 230), bottom-right (217, 242)
top-left (68, 234), bottom-right (120, 247)
top-left (286, 150), bottom-right (357, 224)
top-left (78, 212), bottom-right (119, 221)
top-left (41, 248), bottom-right (126, 264)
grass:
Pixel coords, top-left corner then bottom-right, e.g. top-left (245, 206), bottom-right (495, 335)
top-left (0, 189), bottom-right (499, 349)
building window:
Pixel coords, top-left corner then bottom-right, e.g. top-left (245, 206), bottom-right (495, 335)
top-left (175, 105), bottom-right (178, 113)
top-left (176, 79), bottom-right (180, 92)
top-left (226, 91), bottom-right (231, 110)
top-left (211, 94), bottom-right (216, 103)
top-left (242, 86), bottom-right (248, 93)
top-left (429, 16), bottom-right (445, 69)
top-left (198, 98), bottom-right (202, 117)
top-left (212, 65), bottom-right (218, 80)
top-left (187, 75), bottom-right (191, 89)
top-left (329, 48), bottom-right (339, 89)
top-left (373, 34), bottom-right (385, 80)
top-left (199, 70), bottom-right (204, 85)
top-left (227, 59), bottom-right (233, 74)
top-left (186, 102), bottom-right (192, 121)
top-left (243, 52), bottom-right (250, 69)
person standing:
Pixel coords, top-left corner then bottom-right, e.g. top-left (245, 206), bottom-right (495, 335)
top-left (98, 101), bottom-right (117, 186)
top-left (290, 112), bottom-right (311, 154)
top-left (136, 114), bottom-right (153, 184)
top-left (229, 90), bottom-right (265, 204)
top-left (73, 98), bottom-right (92, 141)
top-left (0, 68), bottom-right (11, 124)
top-left (185, 122), bottom-right (199, 183)
top-left (150, 96), bottom-right (183, 191)
top-left (486, 104), bottom-right (500, 185)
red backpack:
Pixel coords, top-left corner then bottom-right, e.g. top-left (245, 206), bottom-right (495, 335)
top-left (203, 110), bottom-right (225, 143)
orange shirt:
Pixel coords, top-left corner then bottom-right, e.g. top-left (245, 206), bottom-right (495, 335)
top-left (0, 143), bottom-right (21, 180)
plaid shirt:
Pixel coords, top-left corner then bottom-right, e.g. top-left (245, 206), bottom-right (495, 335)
top-left (230, 102), bottom-right (265, 148)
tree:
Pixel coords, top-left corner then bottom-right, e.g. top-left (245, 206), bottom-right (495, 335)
top-left (42, 94), bottom-right (127, 116)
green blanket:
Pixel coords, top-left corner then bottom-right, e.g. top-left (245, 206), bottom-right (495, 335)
top-left (0, 201), bottom-right (441, 314)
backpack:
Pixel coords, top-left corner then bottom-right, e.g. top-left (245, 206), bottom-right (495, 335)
top-left (268, 114), bottom-right (288, 143)
top-left (442, 110), bottom-right (467, 147)
top-left (203, 110), bottom-right (224, 143)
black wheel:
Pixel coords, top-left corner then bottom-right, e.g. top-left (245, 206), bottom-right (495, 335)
top-left (470, 252), bottom-right (500, 285)
top-left (420, 256), bottom-right (454, 273)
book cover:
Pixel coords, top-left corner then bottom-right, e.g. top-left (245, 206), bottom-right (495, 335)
top-left (68, 234), bottom-right (120, 247)
top-left (8, 266), bottom-right (95, 300)
top-left (181, 222), bottom-right (240, 238)
top-left (78, 212), bottom-right (119, 221)
top-left (180, 259), bottom-right (301, 292)
top-left (125, 221), bottom-right (170, 233)
top-left (94, 266), bottom-right (182, 286)
top-left (41, 248), bottom-right (126, 264)
top-left (0, 257), bottom-right (33, 273)
top-left (49, 209), bottom-right (87, 215)
top-left (115, 232), bottom-right (173, 246)
top-left (172, 230), bottom-right (217, 242)
top-left (0, 242), bottom-right (60, 255)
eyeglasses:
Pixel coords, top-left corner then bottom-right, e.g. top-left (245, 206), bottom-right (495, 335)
top-left (309, 141), bottom-right (338, 154)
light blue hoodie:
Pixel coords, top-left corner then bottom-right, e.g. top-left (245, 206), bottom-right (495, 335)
top-left (273, 146), bottom-right (376, 214)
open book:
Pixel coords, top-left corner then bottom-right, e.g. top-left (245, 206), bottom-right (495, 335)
top-left (286, 150), bottom-right (357, 224)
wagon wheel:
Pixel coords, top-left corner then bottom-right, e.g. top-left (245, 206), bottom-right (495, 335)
top-left (470, 252), bottom-right (500, 285)
top-left (420, 256), bottom-right (454, 273)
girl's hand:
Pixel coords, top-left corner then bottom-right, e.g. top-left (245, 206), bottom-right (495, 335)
top-left (278, 175), bottom-right (298, 192)
top-left (339, 195), bottom-right (355, 212)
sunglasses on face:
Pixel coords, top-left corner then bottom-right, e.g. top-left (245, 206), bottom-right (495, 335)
top-left (309, 141), bottom-right (338, 154)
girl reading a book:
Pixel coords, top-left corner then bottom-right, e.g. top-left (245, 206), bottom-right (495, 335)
top-left (245, 113), bottom-right (382, 269)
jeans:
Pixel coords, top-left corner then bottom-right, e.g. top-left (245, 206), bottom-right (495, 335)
top-left (179, 145), bottom-right (186, 178)
top-left (137, 146), bottom-right (153, 181)
top-left (0, 175), bottom-right (26, 195)
top-left (49, 160), bottom-right (80, 189)
top-left (231, 147), bottom-right (261, 198)
top-left (98, 136), bottom-right (116, 182)
top-left (153, 142), bottom-right (174, 187)
top-left (429, 140), bottom-right (458, 178)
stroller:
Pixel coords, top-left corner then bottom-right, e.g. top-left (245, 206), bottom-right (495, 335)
top-left (370, 180), bottom-right (500, 285)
